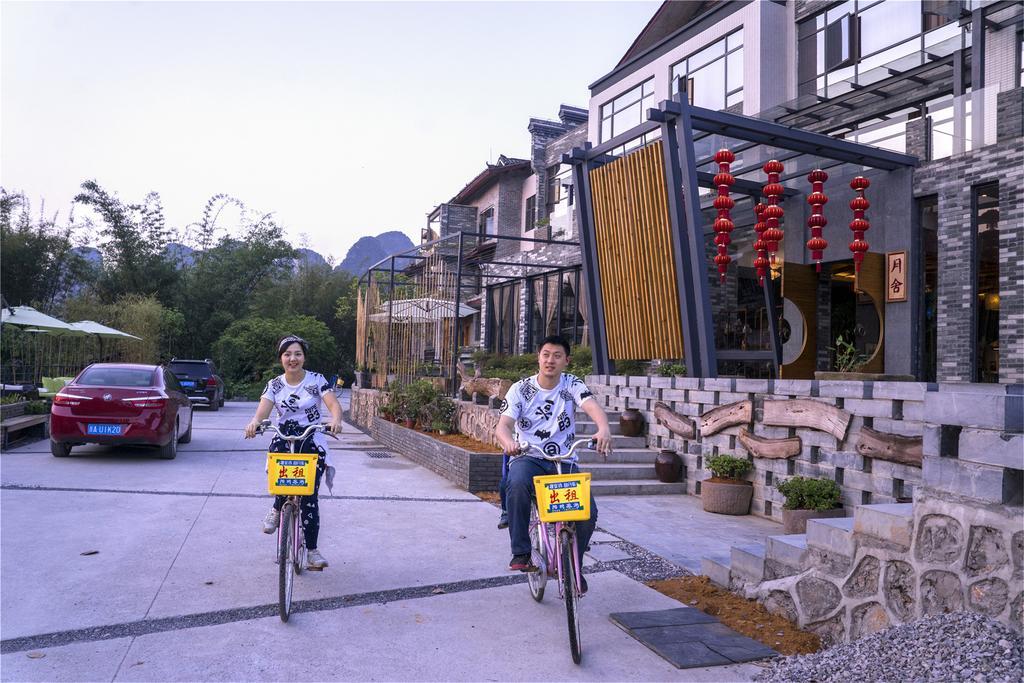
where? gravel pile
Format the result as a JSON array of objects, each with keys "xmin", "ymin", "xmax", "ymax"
[{"xmin": 756, "ymin": 611, "xmax": 1023, "ymax": 683}]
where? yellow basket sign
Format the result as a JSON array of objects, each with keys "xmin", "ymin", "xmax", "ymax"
[
  {"xmin": 533, "ymin": 472, "xmax": 592, "ymax": 523},
  {"xmin": 267, "ymin": 453, "xmax": 318, "ymax": 496}
]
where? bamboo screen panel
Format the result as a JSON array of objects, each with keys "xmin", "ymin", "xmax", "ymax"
[{"xmin": 588, "ymin": 140, "xmax": 684, "ymax": 360}]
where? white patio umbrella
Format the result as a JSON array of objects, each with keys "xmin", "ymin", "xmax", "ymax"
[
  {"xmin": 68, "ymin": 320, "xmax": 142, "ymax": 340},
  {"xmin": 1, "ymin": 306, "xmax": 85, "ymax": 384},
  {"xmin": 368, "ymin": 298, "xmax": 475, "ymax": 323}
]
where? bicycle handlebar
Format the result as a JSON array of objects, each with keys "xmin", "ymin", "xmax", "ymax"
[
  {"xmin": 515, "ymin": 438, "xmax": 595, "ymax": 461},
  {"xmin": 255, "ymin": 420, "xmax": 328, "ymax": 442}
]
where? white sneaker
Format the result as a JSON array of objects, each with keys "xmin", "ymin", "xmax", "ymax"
[
  {"xmin": 262, "ymin": 508, "xmax": 280, "ymax": 534},
  {"xmin": 307, "ymin": 549, "xmax": 328, "ymax": 569}
]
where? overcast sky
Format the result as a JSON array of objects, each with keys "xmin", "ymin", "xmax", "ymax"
[{"xmin": 2, "ymin": 0, "xmax": 660, "ymax": 261}]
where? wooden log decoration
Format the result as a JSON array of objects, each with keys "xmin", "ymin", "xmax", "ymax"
[
  {"xmin": 738, "ymin": 428, "xmax": 802, "ymax": 459},
  {"xmin": 700, "ymin": 400, "xmax": 752, "ymax": 437},
  {"xmin": 653, "ymin": 401, "xmax": 696, "ymax": 440},
  {"xmin": 762, "ymin": 399, "xmax": 852, "ymax": 441},
  {"xmin": 856, "ymin": 426, "xmax": 923, "ymax": 467}
]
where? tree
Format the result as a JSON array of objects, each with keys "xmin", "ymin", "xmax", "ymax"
[
  {"xmin": 175, "ymin": 208, "xmax": 295, "ymax": 357},
  {"xmin": 0, "ymin": 189, "xmax": 93, "ymax": 310},
  {"xmin": 73, "ymin": 180, "xmax": 179, "ymax": 304},
  {"xmin": 212, "ymin": 314, "xmax": 337, "ymax": 398}
]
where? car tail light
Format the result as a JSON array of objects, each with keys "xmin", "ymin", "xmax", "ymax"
[
  {"xmin": 53, "ymin": 391, "xmax": 90, "ymax": 407},
  {"xmin": 206, "ymin": 377, "xmax": 218, "ymax": 388},
  {"xmin": 122, "ymin": 395, "xmax": 167, "ymax": 409}
]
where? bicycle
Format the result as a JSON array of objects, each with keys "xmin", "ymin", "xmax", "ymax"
[
  {"xmin": 516, "ymin": 438, "xmax": 596, "ymax": 665},
  {"xmin": 254, "ymin": 419, "xmax": 326, "ymax": 623}
]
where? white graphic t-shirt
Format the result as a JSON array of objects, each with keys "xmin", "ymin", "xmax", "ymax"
[
  {"xmin": 261, "ymin": 371, "xmax": 332, "ymax": 453},
  {"xmin": 500, "ymin": 373, "xmax": 595, "ymax": 463}
]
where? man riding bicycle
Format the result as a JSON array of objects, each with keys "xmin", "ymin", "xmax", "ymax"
[{"xmin": 495, "ymin": 335, "xmax": 613, "ymax": 585}]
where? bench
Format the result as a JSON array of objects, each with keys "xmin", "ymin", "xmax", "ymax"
[{"xmin": 0, "ymin": 414, "xmax": 49, "ymax": 449}]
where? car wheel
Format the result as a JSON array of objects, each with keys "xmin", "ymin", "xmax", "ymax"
[
  {"xmin": 219, "ymin": 393, "xmax": 225, "ymax": 407},
  {"xmin": 178, "ymin": 415, "xmax": 193, "ymax": 444},
  {"xmin": 158, "ymin": 422, "xmax": 178, "ymax": 459},
  {"xmin": 51, "ymin": 440, "xmax": 72, "ymax": 457},
  {"xmin": 209, "ymin": 394, "xmax": 220, "ymax": 412}
]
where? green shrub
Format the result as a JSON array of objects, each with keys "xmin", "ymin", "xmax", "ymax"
[
  {"xmin": 0, "ymin": 395, "xmax": 25, "ymax": 405},
  {"xmin": 705, "ymin": 454, "xmax": 752, "ymax": 481},
  {"xmin": 614, "ymin": 359, "xmax": 644, "ymax": 376},
  {"xmin": 471, "ymin": 344, "xmax": 593, "ymax": 381},
  {"xmin": 25, "ymin": 400, "xmax": 50, "ymax": 414},
  {"xmin": 657, "ymin": 362, "xmax": 687, "ymax": 377},
  {"xmin": 776, "ymin": 476, "xmax": 842, "ymax": 511}
]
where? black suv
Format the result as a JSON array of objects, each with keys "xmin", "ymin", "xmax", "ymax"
[{"xmin": 168, "ymin": 359, "xmax": 225, "ymax": 411}]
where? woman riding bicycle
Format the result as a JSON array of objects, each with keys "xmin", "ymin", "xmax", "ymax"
[{"xmin": 244, "ymin": 335, "xmax": 343, "ymax": 569}]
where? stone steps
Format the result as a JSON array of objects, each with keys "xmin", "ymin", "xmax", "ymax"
[
  {"xmin": 590, "ymin": 479, "xmax": 687, "ymax": 496},
  {"xmin": 701, "ymin": 504, "xmax": 918, "ymax": 598},
  {"xmin": 765, "ymin": 534, "xmax": 809, "ymax": 572},
  {"xmin": 730, "ymin": 543, "xmax": 766, "ymax": 583},
  {"xmin": 853, "ymin": 502, "xmax": 914, "ymax": 548},
  {"xmin": 578, "ymin": 462, "xmax": 656, "ymax": 481},
  {"xmin": 806, "ymin": 516, "xmax": 856, "ymax": 556},
  {"xmin": 577, "ymin": 448, "xmax": 660, "ymax": 464},
  {"xmin": 574, "ymin": 419, "xmax": 623, "ymax": 436}
]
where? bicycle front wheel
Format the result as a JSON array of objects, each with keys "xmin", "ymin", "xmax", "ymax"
[
  {"xmin": 560, "ymin": 528, "xmax": 582, "ymax": 664},
  {"xmin": 527, "ymin": 504, "xmax": 547, "ymax": 602},
  {"xmin": 278, "ymin": 504, "xmax": 296, "ymax": 622}
]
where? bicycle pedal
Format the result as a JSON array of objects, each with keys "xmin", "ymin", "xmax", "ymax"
[{"xmin": 306, "ymin": 565, "xmax": 325, "ymax": 572}]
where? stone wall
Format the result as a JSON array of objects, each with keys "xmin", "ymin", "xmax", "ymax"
[
  {"xmin": 585, "ymin": 376, "xmax": 1023, "ymax": 522},
  {"xmin": 349, "ymin": 388, "xmax": 502, "ymax": 492}
]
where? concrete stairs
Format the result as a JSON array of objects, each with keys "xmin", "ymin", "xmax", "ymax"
[
  {"xmin": 571, "ymin": 419, "xmax": 686, "ymax": 496},
  {"xmin": 701, "ymin": 502, "xmax": 916, "ymax": 588}
]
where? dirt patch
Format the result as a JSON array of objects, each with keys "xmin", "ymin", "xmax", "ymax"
[
  {"xmin": 475, "ymin": 491, "xmax": 501, "ymax": 506},
  {"xmin": 428, "ymin": 432, "xmax": 501, "ymax": 453},
  {"xmin": 646, "ymin": 575, "xmax": 820, "ymax": 656}
]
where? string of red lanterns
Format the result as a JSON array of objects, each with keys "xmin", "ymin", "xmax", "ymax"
[
  {"xmin": 753, "ymin": 202, "xmax": 770, "ymax": 285},
  {"xmin": 806, "ymin": 169, "xmax": 829, "ymax": 272},
  {"xmin": 762, "ymin": 160, "xmax": 785, "ymax": 267},
  {"xmin": 849, "ymin": 176, "xmax": 871, "ymax": 276},
  {"xmin": 712, "ymin": 149, "xmax": 736, "ymax": 283}
]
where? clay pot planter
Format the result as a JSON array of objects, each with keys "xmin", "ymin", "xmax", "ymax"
[
  {"xmin": 655, "ymin": 449, "xmax": 683, "ymax": 483},
  {"xmin": 619, "ymin": 408, "xmax": 646, "ymax": 437},
  {"xmin": 701, "ymin": 478, "xmax": 753, "ymax": 515},
  {"xmin": 782, "ymin": 507, "xmax": 846, "ymax": 534}
]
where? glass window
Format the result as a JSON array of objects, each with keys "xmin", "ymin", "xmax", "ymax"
[
  {"xmin": 599, "ymin": 77, "xmax": 655, "ymax": 142},
  {"xmin": 78, "ymin": 367, "xmax": 156, "ymax": 387},
  {"xmin": 478, "ymin": 208, "xmax": 495, "ymax": 237},
  {"xmin": 670, "ymin": 29, "xmax": 742, "ymax": 110},
  {"xmin": 825, "ymin": 13, "xmax": 855, "ymax": 71},
  {"xmin": 974, "ymin": 183, "xmax": 999, "ymax": 382},
  {"xmin": 524, "ymin": 195, "xmax": 536, "ymax": 232},
  {"xmin": 859, "ymin": 0, "xmax": 922, "ymax": 57}
]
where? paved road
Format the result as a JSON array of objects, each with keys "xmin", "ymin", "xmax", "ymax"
[{"xmin": 1, "ymin": 400, "xmax": 761, "ymax": 681}]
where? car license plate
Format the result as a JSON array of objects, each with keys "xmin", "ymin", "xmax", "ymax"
[
  {"xmin": 181, "ymin": 380, "xmax": 196, "ymax": 388},
  {"xmin": 87, "ymin": 424, "xmax": 123, "ymax": 436}
]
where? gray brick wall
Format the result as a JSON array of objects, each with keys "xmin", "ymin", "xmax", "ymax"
[
  {"xmin": 440, "ymin": 203, "xmax": 477, "ymax": 238},
  {"xmin": 913, "ymin": 137, "xmax": 1024, "ymax": 383},
  {"xmin": 997, "ymin": 87, "xmax": 1023, "ymax": 143}
]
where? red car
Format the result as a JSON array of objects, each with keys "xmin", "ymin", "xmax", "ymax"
[{"xmin": 49, "ymin": 363, "xmax": 194, "ymax": 459}]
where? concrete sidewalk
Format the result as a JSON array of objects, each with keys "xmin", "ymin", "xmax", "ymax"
[{"xmin": 1, "ymin": 401, "xmax": 768, "ymax": 681}]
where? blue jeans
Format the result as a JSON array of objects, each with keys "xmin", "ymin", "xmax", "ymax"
[
  {"xmin": 506, "ymin": 456, "xmax": 598, "ymax": 557},
  {"xmin": 499, "ymin": 454, "xmax": 510, "ymax": 513}
]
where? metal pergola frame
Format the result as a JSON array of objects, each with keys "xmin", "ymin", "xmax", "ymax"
[
  {"xmin": 565, "ymin": 92, "xmax": 917, "ymax": 378},
  {"xmin": 359, "ymin": 231, "xmax": 582, "ymax": 396}
]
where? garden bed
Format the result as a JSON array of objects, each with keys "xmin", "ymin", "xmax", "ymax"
[{"xmin": 370, "ymin": 416, "xmax": 501, "ymax": 493}]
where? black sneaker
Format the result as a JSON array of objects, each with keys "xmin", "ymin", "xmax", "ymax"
[
  {"xmin": 497, "ymin": 511, "xmax": 509, "ymax": 530},
  {"xmin": 509, "ymin": 554, "xmax": 535, "ymax": 572}
]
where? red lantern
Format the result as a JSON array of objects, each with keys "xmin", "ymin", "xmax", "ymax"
[
  {"xmin": 753, "ymin": 202, "xmax": 769, "ymax": 285},
  {"xmin": 762, "ymin": 160, "xmax": 785, "ymax": 266},
  {"xmin": 713, "ymin": 149, "xmax": 736, "ymax": 283},
  {"xmin": 849, "ymin": 176, "xmax": 870, "ymax": 274},
  {"xmin": 806, "ymin": 169, "xmax": 829, "ymax": 272}
]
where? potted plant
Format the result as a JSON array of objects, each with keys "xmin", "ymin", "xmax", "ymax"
[
  {"xmin": 776, "ymin": 476, "xmax": 845, "ymax": 533},
  {"xmin": 701, "ymin": 454, "xmax": 753, "ymax": 515}
]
